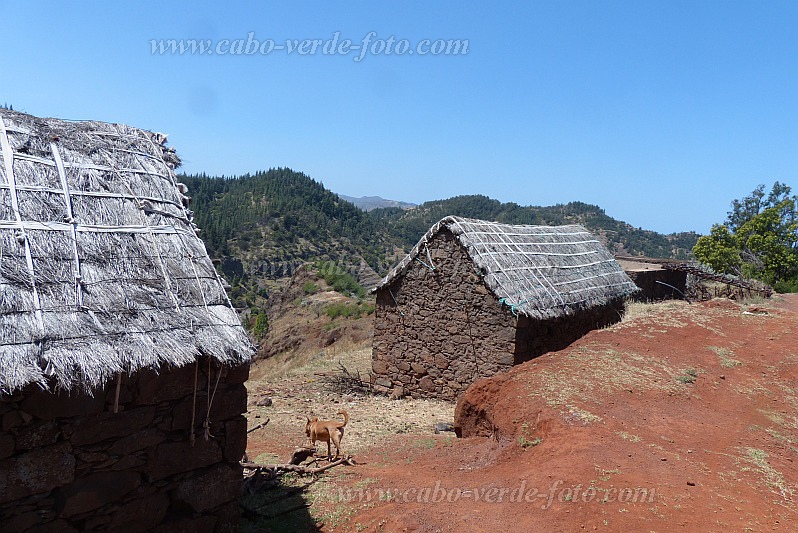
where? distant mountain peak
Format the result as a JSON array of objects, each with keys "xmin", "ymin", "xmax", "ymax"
[{"xmin": 339, "ymin": 194, "xmax": 417, "ymax": 212}]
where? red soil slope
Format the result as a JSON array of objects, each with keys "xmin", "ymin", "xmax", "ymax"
[{"xmin": 343, "ymin": 296, "xmax": 798, "ymax": 532}]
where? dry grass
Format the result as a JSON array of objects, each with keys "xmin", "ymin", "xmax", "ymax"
[
  {"xmin": 621, "ymin": 300, "xmax": 687, "ymax": 323},
  {"xmin": 737, "ymin": 447, "xmax": 795, "ymax": 502},
  {"xmin": 247, "ymin": 341, "xmax": 455, "ymax": 458},
  {"xmin": 708, "ymin": 346, "xmax": 743, "ymax": 368},
  {"xmin": 617, "ymin": 300, "xmax": 693, "ymax": 335},
  {"xmin": 251, "ymin": 341, "xmax": 373, "ymax": 383},
  {"xmin": 521, "ymin": 343, "xmax": 681, "ymax": 423}
]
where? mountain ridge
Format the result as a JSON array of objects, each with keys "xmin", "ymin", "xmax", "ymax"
[
  {"xmin": 338, "ymin": 194, "xmax": 417, "ymax": 211},
  {"xmin": 179, "ymin": 168, "xmax": 700, "ymax": 335}
]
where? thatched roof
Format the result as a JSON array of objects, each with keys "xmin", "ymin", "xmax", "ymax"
[
  {"xmin": 0, "ymin": 110, "xmax": 253, "ymax": 394},
  {"xmin": 376, "ymin": 216, "xmax": 639, "ymax": 320}
]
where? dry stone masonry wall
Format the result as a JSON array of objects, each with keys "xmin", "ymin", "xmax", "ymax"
[
  {"xmin": 372, "ymin": 229, "xmax": 517, "ymax": 400},
  {"xmin": 0, "ymin": 358, "xmax": 248, "ymax": 532}
]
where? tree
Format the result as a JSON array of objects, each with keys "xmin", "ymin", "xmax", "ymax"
[
  {"xmin": 692, "ymin": 223, "xmax": 741, "ymax": 274},
  {"xmin": 735, "ymin": 199, "xmax": 798, "ymax": 283},
  {"xmin": 727, "ymin": 182, "xmax": 795, "ymax": 232},
  {"xmin": 693, "ymin": 182, "xmax": 798, "ymax": 288},
  {"xmin": 251, "ymin": 312, "xmax": 269, "ymax": 340}
]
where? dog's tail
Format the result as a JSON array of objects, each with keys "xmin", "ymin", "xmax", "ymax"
[{"xmin": 337, "ymin": 410, "xmax": 349, "ymax": 428}]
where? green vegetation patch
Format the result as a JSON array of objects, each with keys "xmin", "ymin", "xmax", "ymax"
[
  {"xmin": 325, "ymin": 301, "xmax": 375, "ymax": 320},
  {"xmin": 675, "ymin": 368, "xmax": 698, "ymax": 384},
  {"xmin": 693, "ymin": 182, "xmax": 798, "ymax": 289},
  {"xmin": 249, "ymin": 312, "xmax": 269, "ymax": 340},
  {"xmin": 302, "ymin": 281, "xmax": 320, "ymax": 294},
  {"xmin": 315, "ymin": 262, "xmax": 367, "ymax": 298},
  {"xmin": 518, "ymin": 435, "xmax": 543, "ymax": 448}
]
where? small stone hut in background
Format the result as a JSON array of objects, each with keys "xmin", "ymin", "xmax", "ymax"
[
  {"xmin": 372, "ymin": 216, "xmax": 639, "ymax": 400},
  {"xmin": 0, "ymin": 110, "xmax": 254, "ymax": 531},
  {"xmin": 616, "ymin": 256, "xmax": 688, "ymax": 301}
]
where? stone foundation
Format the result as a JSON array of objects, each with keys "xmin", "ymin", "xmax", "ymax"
[{"xmin": 0, "ymin": 358, "xmax": 248, "ymax": 532}]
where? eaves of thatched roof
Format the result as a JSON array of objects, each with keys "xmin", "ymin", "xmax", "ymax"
[
  {"xmin": 0, "ymin": 110, "xmax": 253, "ymax": 394},
  {"xmin": 375, "ymin": 216, "xmax": 639, "ymax": 320}
]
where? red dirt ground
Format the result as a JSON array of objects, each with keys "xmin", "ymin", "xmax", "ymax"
[{"xmin": 251, "ymin": 295, "xmax": 798, "ymax": 532}]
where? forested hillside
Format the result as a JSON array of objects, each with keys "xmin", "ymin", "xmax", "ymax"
[
  {"xmin": 374, "ymin": 195, "xmax": 698, "ymax": 259},
  {"xmin": 179, "ymin": 169, "xmax": 405, "ymax": 338},
  {"xmin": 179, "ymin": 169, "xmax": 699, "ymax": 337},
  {"xmin": 182, "ymin": 169, "xmax": 403, "ymax": 276}
]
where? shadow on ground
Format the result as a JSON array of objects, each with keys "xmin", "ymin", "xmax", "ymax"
[{"xmin": 240, "ymin": 473, "xmax": 319, "ymax": 532}]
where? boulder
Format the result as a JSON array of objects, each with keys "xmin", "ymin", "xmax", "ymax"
[
  {"xmin": 109, "ymin": 492, "xmax": 170, "ymax": 530},
  {"xmin": 171, "ymin": 463, "xmax": 242, "ymax": 513},
  {"xmin": 54, "ymin": 470, "xmax": 141, "ymax": 517},
  {"xmin": 69, "ymin": 406, "xmax": 155, "ymax": 446},
  {"xmin": 146, "ymin": 438, "xmax": 222, "ymax": 480},
  {"xmin": 0, "ymin": 443, "xmax": 75, "ymax": 504}
]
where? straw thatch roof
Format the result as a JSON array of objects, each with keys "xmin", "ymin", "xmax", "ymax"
[
  {"xmin": 376, "ymin": 216, "xmax": 639, "ymax": 320},
  {"xmin": 0, "ymin": 110, "xmax": 253, "ymax": 394}
]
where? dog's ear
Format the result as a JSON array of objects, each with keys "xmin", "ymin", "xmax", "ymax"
[{"xmin": 306, "ymin": 417, "xmax": 311, "ymax": 423}]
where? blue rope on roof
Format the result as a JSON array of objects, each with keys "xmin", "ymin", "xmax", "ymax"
[
  {"xmin": 498, "ymin": 297, "xmax": 519, "ymax": 317},
  {"xmin": 388, "ymin": 288, "xmax": 405, "ymax": 317},
  {"xmin": 414, "ymin": 257, "xmax": 436, "ymax": 271}
]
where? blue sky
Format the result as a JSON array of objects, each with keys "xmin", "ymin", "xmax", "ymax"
[{"xmin": 2, "ymin": 1, "xmax": 796, "ymax": 234}]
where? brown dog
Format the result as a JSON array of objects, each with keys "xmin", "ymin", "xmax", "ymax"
[{"xmin": 305, "ymin": 410, "xmax": 349, "ymax": 460}]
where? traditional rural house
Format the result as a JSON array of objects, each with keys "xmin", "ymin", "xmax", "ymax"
[
  {"xmin": 372, "ymin": 216, "xmax": 639, "ymax": 400},
  {"xmin": 0, "ymin": 110, "xmax": 254, "ymax": 532},
  {"xmin": 616, "ymin": 256, "xmax": 689, "ymax": 301}
]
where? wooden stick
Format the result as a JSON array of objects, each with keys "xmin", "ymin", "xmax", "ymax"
[
  {"xmin": 241, "ymin": 455, "xmax": 354, "ymax": 475},
  {"xmin": 113, "ymin": 373, "xmax": 122, "ymax": 414},
  {"xmin": 247, "ymin": 418, "xmax": 270, "ymax": 434}
]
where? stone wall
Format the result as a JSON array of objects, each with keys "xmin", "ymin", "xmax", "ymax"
[
  {"xmin": 372, "ymin": 229, "xmax": 626, "ymax": 400},
  {"xmin": 0, "ymin": 358, "xmax": 248, "ymax": 532},
  {"xmin": 627, "ymin": 269, "xmax": 687, "ymax": 301},
  {"xmin": 513, "ymin": 299, "xmax": 625, "ymax": 365},
  {"xmin": 372, "ymin": 229, "xmax": 517, "ymax": 400}
]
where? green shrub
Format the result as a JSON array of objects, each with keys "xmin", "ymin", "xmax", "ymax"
[
  {"xmin": 676, "ymin": 368, "xmax": 698, "ymax": 384},
  {"xmin": 251, "ymin": 312, "xmax": 269, "ymax": 339},
  {"xmin": 315, "ymin": 262, "xmax": 366, "ymax": 298},
  {"xmin": 302, "ymin": 281, "xmax": 319, "ymax": 294},
  {"xmin": 324, "ymin": 301, "xmax": 375, "ymax": 320},
  {"xmin": 518, "ymin": 436, "xmax": 543, "ymax": 448},
  {"xmin": 325, "ymin": 302, "xmax": 359, "ymax": 319},
  {"xmin": 774, "ymin": 277, "xmax": 798, "ymax": 294}
]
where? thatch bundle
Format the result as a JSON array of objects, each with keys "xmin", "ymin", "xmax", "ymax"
[
  {"xmin": 0, "ymin": 110, "xmax": 253, "ymax": 394},
  {"xmin": 376, "ymin": 216, "xmax": 639, "ymax": 320}
]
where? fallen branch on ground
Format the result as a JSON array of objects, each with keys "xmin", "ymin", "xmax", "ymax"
[
  {"xmin": 247, "ymin": 418, "xmax": 270, "ymax": 434},
  {"xmin": 320, "ymin": 362, "xmax": 373, "ymax": 395},
  {"xmin": 241, "ymin": 455, "xmax": 355, "ymax": 475}
]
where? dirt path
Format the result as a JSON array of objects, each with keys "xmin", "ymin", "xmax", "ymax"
[{"xmin": 244, "ymin": 296, "xmax": 798, "ymax": 532}]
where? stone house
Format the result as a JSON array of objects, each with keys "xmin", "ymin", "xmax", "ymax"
[
  {"xmin": 0, "ymin": 110, "xmax": 254, "ymax": 531},
  {"xmin": 372, "ymin": 216, "xmax": 639, "ymax": 400},
  {"xmin": 615, "ymin": 256, "xmax": 689, "ymax": 301}
]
